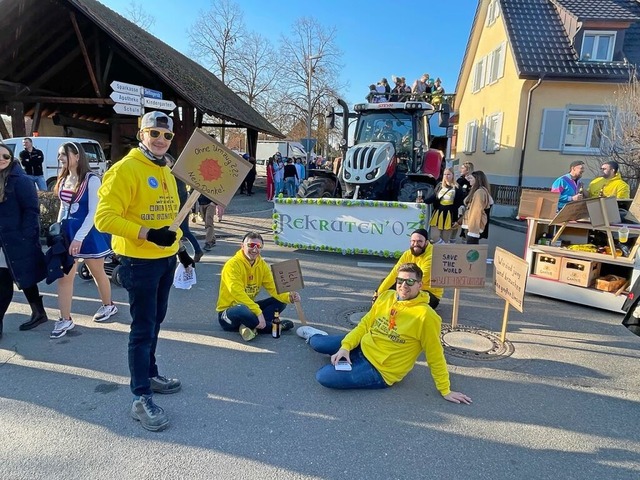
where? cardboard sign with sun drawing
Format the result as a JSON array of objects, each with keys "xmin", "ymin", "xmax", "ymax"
[{"xmin": 171, "ymin": 128, "xmax": 252, "ymax": 208}]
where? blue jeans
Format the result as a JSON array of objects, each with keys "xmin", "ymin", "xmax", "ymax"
[
  {"xmin": 180, "ymin": 217, "xmax": 203, "ymax": 254},
  {"xmin": 284, "ymin": 177, "xmax": 296, "ymax": 197},
  {"xmin": 218, "ymin": 297, "xmax": 287, "ymax": 334},
  {"xmin": 29, "ymin": 175, "xmax": 47, "ymax": 191},
  {"xmin": 119, "ymin": 255, "xmax": 177, "ymax": 396},
  {"xmin": 309, "ymin": 334, "xmax": 389, "ymax": 389}
]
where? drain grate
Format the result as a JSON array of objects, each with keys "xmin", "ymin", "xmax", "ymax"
[
  {"xmin": 339, "ymin": 306, "xmax": 515, "ymax": 361},
  {"xmin": 441, "ymin": 324, "xmax": 514, "ymax": 360}
]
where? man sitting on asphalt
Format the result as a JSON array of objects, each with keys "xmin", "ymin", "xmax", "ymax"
[
  {"xmin": 296, "ymin": 263, "xmax": 471, "ymax": 404},
  {"xmin": 587, "ymin": 160, "xmax": 630, "ymax": 199},
  {"xmin": 216, "ymin": 231, "xmax": 300, "ymax": 341},
  {"xmin": 374, "ymin": 228, "xmax": 443, "ymax": 310}
]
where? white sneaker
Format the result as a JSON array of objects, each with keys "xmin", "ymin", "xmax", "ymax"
[
  {"xmin": 93, "ymin": 304, "xmax": 118, "ymax": 322},
  {"xmin": 50, "ymin": 318, "xmax": 75, "ymax": 339},
  {"xmin": 296, "ymin": 326, "xmax": 328, "ymax": 342}
]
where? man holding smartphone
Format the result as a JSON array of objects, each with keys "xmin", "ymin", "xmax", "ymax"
[{"xmin": 297, "ymin": 263, "xmax": 471, "ymax": 404}]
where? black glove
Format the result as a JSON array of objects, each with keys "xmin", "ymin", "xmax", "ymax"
[
  {"xmin": 146, "ymin": 226, "xmax": 177, "ymax": 247},
  {"xmin": 178, "ymin": 248, "xmax": 195, "ymax": 268}
]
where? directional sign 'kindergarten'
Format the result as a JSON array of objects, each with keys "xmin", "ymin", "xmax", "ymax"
[{"xmin": 143, "ymin": 97, "xmax": 176, "ymax": 111}]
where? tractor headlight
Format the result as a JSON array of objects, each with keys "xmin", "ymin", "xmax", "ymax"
[
  {"xmin": 366, "ymin": 168, "xmax": 379, "ymax": 180},
  {"xmin": 344, "ymin": 171, "xmax": 351, "ymax": 180},
  {"xmin": 339, "ymin": 139, "xmax": 347, "ymax": 147}
]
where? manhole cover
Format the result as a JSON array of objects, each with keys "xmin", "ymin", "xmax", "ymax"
[
  {"xmin": 441, "ymin": 325, "xmax": 514, "ymax": 360},
  {"xmin": 340, "ymin": 306, "xmax": 370, "ymax": 326}
]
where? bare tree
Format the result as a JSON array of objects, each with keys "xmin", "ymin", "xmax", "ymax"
[
  {"xmin": 278, "ymin": 17, "xmax": 345, "ymax": 153},
  {"xmin": 228, "ymin": 32, "xmax": 278, "ymax": 107},
  {"xmin": 594, "ymin": 71, "xmax": 640, "ymax": 191},
  {"xmin": 125, "ymin": 2, "xmax": 156, "ymax": 32},
  {"xmin": 188, "ymin": 0, "xmax": 245, "ymax": 85}
]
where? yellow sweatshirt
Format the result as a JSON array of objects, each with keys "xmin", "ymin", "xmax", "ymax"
[
  {"xmin": 216, "ymin": 249, "xmax": 291, "ymax": 315},
  {"xmin": 341, "ymin": 290, "xmax": 451, "ymax": 395},
  {"xmin": 377, "ymin": 246, "xmax": 444, "ymax": 300},
  {"xmin": 587, "ymin": 172, "xmax": 630, "ymax": 199},
  {"xmin": 95, "ymin": 148, "xmax": 182, "ymax": 258}
]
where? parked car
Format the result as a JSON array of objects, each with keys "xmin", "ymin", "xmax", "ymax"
[{"xmin": 2, "ymin": 136, "xmax": 108, "ymax": 190}]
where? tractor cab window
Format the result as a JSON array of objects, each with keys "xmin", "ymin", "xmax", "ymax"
[{"xmin": 355, "ymin": 113, "xmax": 414, "ymax": 155}]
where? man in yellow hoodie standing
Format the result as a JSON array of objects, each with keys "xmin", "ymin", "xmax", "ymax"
[
  {"xmin": 95, "ymin": 111, "xmax": 194, "ymax": 432},
  {"xmin": 297, "ymin": 263, "xmax": 470, "ymax": 404},
  {"xmin": 217, "ymin": 231, "xmax": 300, "ymax": 340},
  {"xmin": 587, "ymin": 160, "xmax": 630, "ymax": 199}
]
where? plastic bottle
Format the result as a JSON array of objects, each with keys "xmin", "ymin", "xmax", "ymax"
[{"xmin": 272, "ymin": 310, "xmax": 281, "ymax": 339}]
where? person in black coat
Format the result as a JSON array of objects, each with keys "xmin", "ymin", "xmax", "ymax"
[{"xmin": 0, "ymin": 142, "xmax": 48, "ymax": 338}]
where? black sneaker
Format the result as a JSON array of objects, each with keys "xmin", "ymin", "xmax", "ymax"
[
  {"xmin": 281, "ymin": 320, "xmax": 294, "ymax": 332},
  {"xmin": 150, "ymin": 375, "xmax": 181, "ymax": 394},
  {"xmin": 131, "ymin": 394, "xmax": 169, "ymax": 432}
]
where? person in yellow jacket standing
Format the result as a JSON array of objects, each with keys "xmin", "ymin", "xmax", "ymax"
[
  {"xmin": 217, "ymin": 231, "xmax": 300, "ymax": 341},
  {"xmin": 296, "ymin": 263, "xmax": 471, "ymax": 404},
  {"xmin": 95, "ymin": 111, "xmax": 194, "ymax": 432},
  {"xmin": 587, "ymin": 160, "xmax": 630, "ymax": 199},
  {"xmin": 374, "ymin": 228, "xmax": 443, "ymax": 309}
]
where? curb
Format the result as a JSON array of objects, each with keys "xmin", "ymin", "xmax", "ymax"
[{"xmin": 490, "ymin": 217, "xmax": 528, "ymax": 234}]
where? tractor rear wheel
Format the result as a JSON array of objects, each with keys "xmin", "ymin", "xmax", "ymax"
[{"xmin": 297, "ymin": 177, "xmax": 337, "ymax": 198}]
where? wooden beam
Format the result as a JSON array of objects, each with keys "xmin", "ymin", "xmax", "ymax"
[
  {"xmin": 29, "ymin": 46, "xmax": 81, "ymax": 91},
  {"xmin": 202, "ymin": 122, "xmax": 243, "ymax": 128},
  {"xmin": 10, "ymin": 102, "xmax": 26, "ymax": 137},
  {"xmin": 52, "ymin": 113, "xmax": 110, "ymax": 133},
  {"xmin": 70, "ymin": 12, "xmax": 101, "ymax": 97},
  {"xmin": 13, "ymin": 31, "xmax": 74, "ymax": 83},
  {"xmin": 13, "ymin": 96, "xmax": 113, "ymax": 105},
  {"xmin": 0, "ymin": 117, "xmax": 10, "ymax": 139},
  {"xmin": 30, "ymin": 103, "xmax": 42, "ymax": 135},
  {"xmin": 101, "ymin": 48, "xmax": 113, "ymax": 88}
]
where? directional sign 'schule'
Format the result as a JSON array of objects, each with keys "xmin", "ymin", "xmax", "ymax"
[
  {"xmin": 110, "ymin": 80, "xmax": 143, "ymax": 96},
  {"xmin": 113, "ymin": 103, "xmax": 143, "ymax": 116},
  {"xmin": 143, "ymin": 97, "xmax": 176, "ymax": 111},
  {"xmin": 110, "ymin": 91, "xmax": 142, "ymax": 106}
]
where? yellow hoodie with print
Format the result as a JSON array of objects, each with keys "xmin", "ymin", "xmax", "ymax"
[
  {"xmin": 341, "ymin": 290, "xmax": 451, "ymax": 395},
  {"xmin": 216, "ymin": 249, "xmax": 290, "ymax": 315},
  {"xmin": 95, "ymin": 148, "xmax": 182, "ymax": 258}
]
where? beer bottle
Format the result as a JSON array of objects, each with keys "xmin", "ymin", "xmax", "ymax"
[
  {"xmin": 416, "ymin": 190, "xmax": 424, "ymax": 203},
  {"xmin": 578, "ymin": 185, "xmax": 584, "ymax": 196},
  {"xmin": 272, "ymin": 310, "xmax": 281, "ymax": 339},
  {"xmin": 599, "ymin": 187, "xmax": 605, "ymax": 197}
]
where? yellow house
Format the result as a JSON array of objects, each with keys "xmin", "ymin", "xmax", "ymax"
[{"xmin": 454, "ymin": 0, "xmax": 640, "ymax": 215}]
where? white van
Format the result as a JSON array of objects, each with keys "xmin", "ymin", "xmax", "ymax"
[
  {"xmin": 2, "ymin": 136, "xmax": 108, "ymax": 190},
  {"xmin": 255, "ymin": 141, "xmax": 307, "ymax": 177}
]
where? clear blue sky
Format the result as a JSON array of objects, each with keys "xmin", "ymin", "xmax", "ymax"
[{"xmin": 100, "ymin": 0, "xmax": 477, "ymax": 106}]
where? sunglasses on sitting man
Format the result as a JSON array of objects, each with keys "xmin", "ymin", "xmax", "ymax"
[
  {"xmin": 396, "ymin": 277, "xmax": 418, "ymax": 286},
  {"xmin": 245, "ymin": 242, "xmax": 263, "ymax": 250},
  {"xmin": 144, "ymin": 128, "xmax": 175, "ymax": 141}
]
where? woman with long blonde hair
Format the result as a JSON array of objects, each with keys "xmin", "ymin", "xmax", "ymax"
[
  {"xmin": 51, "ymin": 142, "xmax": 116, "ymax": 338},
  {"xmin": 429, "ymin": 168, "xmax": 464, "ymax": 243}
]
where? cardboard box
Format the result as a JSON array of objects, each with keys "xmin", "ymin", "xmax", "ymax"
[
  {"xmin": 586, "ymin": 197, "xmax": 621, "ymax": 227},
  {"xmin": 595, "ymin": 275, "xmax": 627, "ymax": 292},
  {"xmin": 560, "ymin": 258, "xmax": 602, "ymax": 287},
  {"xmin": 533, "ymin": 253, "xmax": 562, "ymax": 280}
]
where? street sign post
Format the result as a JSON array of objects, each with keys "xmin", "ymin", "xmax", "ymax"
[{"xmin": 113, "ymin": 103, "xmax": 143, "ymax": 116}]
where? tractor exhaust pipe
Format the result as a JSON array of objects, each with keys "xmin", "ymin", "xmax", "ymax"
[{"xmin": 337, "ymin": 98, "xmax": 350, "ymax": 157}]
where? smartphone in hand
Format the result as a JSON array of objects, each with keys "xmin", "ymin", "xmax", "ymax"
[{"xmin": 335, "ymin": 360, "xmax": 352, "ymax": 371}]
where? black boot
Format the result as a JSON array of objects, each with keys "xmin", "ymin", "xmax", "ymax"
[{"xmin": 19, "ymin": 296, "xmax": 49, "ymax": 331}]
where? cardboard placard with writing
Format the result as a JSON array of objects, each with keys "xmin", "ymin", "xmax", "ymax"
[
  {"xmin": 271, "ymin": 259, "xmax": 304, "ymax": 294},
  {"xmin": 431, "ymin": 244, "xmax": 488, "ymax": 288},
  {"xmin": 493, "ymin": 247, "xmax": 528, "ymax": 313},
  {"xmin": 550, "ymin": 198, "xmax": 590, "ymax": 225},
  {"xmin": 171, "ymin": 128, "xmax": 252, "ymax": 208},
  {"xmin": 517, "ymin": 189, "xmax": 559, "ymax": 220}
]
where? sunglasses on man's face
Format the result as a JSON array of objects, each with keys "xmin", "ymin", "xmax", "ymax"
[
  {"xmin": 0, "ymin": 153, "xmax": 11, "ymax": 160},
  {"xmin": 144, "ymin": 129, "xmax": 175, "ymax": 141},
  {"xmin": 396, "ymin": 277, "xmax": 418, "ymax": 286},
  {"xmin": 245, "ymin": 242, "xmax": 263, "ymax": 250}
]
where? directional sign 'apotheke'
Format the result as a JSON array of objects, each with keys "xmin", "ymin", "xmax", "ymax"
[
  {"xmin": 110, "ymin": 91, "xmax": 141, "ymax": 106},
  {"xmin": 113, "ymin": 103, "xmax": 143, "ymax": 116},
  {"xmin": 143, "ymin": 97, "xmax": 176, "ymax": 111}
]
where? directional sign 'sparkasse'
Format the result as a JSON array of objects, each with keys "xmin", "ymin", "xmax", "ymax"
[{"xmin": 110, "ymin": 80, "xmax": 143, "ymax": 96}]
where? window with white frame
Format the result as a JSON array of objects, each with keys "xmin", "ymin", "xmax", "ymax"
[
  {"xmin": 483, "ymin": 112, "xmax": 503, "ymax": 153},
  {"xmin": 472, "ymin": 57, "xmax": 486, "ymax": 93},
  {"xmin": 539, "ymin": 108, "xmax": 609, "ymax": 154},
  {"xmin": 486, "ymin": 42, "xmax": 506, "ymax": 85},
  {"xmin": 463, "ymin": 120, "xmax": 478, "ymax": 154},
  {"xmin": 580, "ymin": 31, "xmax": 616, "ymax": 61},
  {"xmin": 486, "ymin": 0, "xmax": 500, "ymax": 26}
]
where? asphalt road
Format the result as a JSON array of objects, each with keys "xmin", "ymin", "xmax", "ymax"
[{"xmin": 1, "ymin": 186, "xmax": 639, "ymax": 479}]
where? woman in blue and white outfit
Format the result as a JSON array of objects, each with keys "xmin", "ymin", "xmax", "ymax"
[{"xmin": 52, "ymin": 142, "xmax": 117, "ymax": 338}]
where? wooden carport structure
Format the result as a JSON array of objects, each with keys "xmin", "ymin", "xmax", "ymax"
[{"xmin": 0, "ymin": 0, "xmax": 283, "ymax": 160}]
